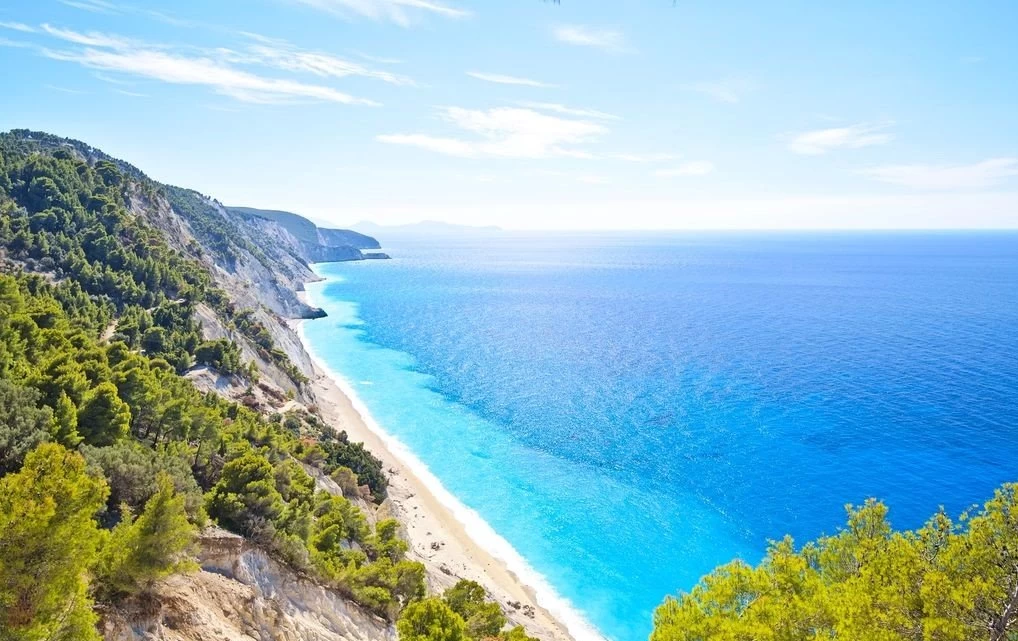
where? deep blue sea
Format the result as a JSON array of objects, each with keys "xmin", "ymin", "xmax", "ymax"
[{"xmin": 301, "ymin": 232, "xmax": 1018, "ymax": 641}]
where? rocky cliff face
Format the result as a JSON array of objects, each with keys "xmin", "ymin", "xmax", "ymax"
[
  {"xmin": 226, "ymin": 207, "xmax": 389, "ymax": 264},
  {"xmin": 101, "ymin": 530, "xmax": 395, "ymax": 641}
]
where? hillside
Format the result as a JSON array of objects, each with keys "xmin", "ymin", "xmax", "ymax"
[
  {"xmin": 0, "ymin": 130, "xmax": 540, "ymax": 641},
  {"xmin": 228, "ymin": 206, "xmax": 389, "ymax": 263}
]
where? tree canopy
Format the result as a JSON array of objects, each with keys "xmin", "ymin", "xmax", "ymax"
[{"xmin": 652, "ymin": 486, "xmax": 1018, "ymax": 641}]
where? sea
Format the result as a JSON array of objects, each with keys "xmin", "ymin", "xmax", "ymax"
[{"xmin": 299, "ymin": 231, "xmax": 1018, "ymax": 641}]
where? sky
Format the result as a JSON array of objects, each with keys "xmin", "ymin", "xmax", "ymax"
[{"xmin": 2, "ymin": 0, "xmax": 1017, "ymax": 230}]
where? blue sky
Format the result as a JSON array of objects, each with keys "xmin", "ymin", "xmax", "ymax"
[{"xmin": 2, "ymin": 0, "xmax": 1017, "ymax": 229}]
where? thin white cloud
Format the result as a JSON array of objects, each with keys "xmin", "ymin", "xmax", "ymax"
[
  {"xmin": 686, "ymin": 77, "xmax": 753, "ymax": 104},
  {"xmin": 244, "ymin": 40, "xmax": 414, "ymax": 85},
  {"xmin": 466, "ymin": 72, "xmax": 555, "ymax": 88},
  {"xmin": 788, "ymin": 122, "xmax": 893, "ymax": 155},
  {"xmin": 35, "ymin": 24, "xmax": 383, "ymax": 106},
  {"xmin": 655, "ymin": 161, "xmax": 715, "ymax": 177},
  {"xmin": 45, "ymin": 84, "xmax": 89, "ymax": 94},
  {"xmin": 378, "ymin": 106, "xmax": 673, "ymax": 162},
  {"xmin": 553, "ymin": 25, "xmax": 626, "ymax": 52},
  {"xmin": 378, "ymin": 107, "xmax": 608, "ymax": 159},
  {"xmin": 94, "ymin": 71, "xmax": 133, "ymax": 85},
  {"xmin": 114, "ymin": 88, "xmax": 148, "ymax": 97},
  {"xmin": 518, "ymin": 101, "xmax": 619, "ymax": 121},
  {"xmin": 289, "ymin": 0, "xmax": 470, "ymax": 26},
  {"xmin": 44, "ymin": 47, "xmax": 379, "ymax": 105},
  {"xmin": 0, "ymin": 37, "xmax": 31, "ymax": 48},
  {"xmin": 860, "ymin": 158, "xmax": 1018, "ymax": 190},
  {"xmin": 0, "ymin": 21, "xmax": 36, "ymax": 33},
  {"xmin": 58, "ymin": 0, "xmax": 120, "ymax": 14},
  {"xmin": 41, "ymin": 23, "xmax": 138, "ymax": 49}
]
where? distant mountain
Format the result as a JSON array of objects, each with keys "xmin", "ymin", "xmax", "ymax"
[{"xmin": 352, "ymin": 220, "xmax": 502, "ymax": 237}]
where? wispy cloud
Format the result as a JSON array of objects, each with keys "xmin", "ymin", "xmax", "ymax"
[
  {"xmin": 58, "ymin": 0, "xmax": 120, "ymax": 14},
  {"xmin": 58, "ymin": 0, "xmax": 198, "ymax": 28},
  {"xmin": 553, "ymin": 25, "xmax": 626, "ymax": 52},
  {"xmin": 45, "ymin": 47, "xmax": 379, "ymax": 105},
  {"xmin": 860, "ymin": 158, "xmax": 1018, "ymax": 190},
  {"xmin": 240, "ymin": 37, "xmax": 414, "ymax": 85},
  {"xmin": 37, "ymin": 25, "xmax": 381, "ymax": 105},
  {"xmin": 517, "ymin": 101, "xmax": 619, "ymax": 121},
  {"xmin": 289, "ymin": 0, "xmax": 470, "ymax": 26},
  {"xmin": 378, "ymin": 107, "xmax": 608, "ymax": 159},
  {"xmin": 0, "ymin": 37, "xmax": 32, "ymax": 49},
  {"xmin": 788, "ymin": 122, "xmax": 893, "ymax": 155},
  {"xmin": 114, "ymin": 88, "xmax": 148, "ymax": 97},
  {"xmin": 654, "ymin": 161, "xmax": 715, "ymax": 177},
  {"xmin": 45, "ymin": 84, "xmax": 89, "ymax": 94},
  {"xmin": 94, "ymin": 71, "xmax": 133, "ymax": 85},
  {"xmin": 41, "ymin": 23, "xmax": 138, "ymax": 49},
  {"xmin": 466, "ymin": 72, "xmax": 555, "ymax": 88},
  {"xmin": 686, "ymin": 77, "xmax": 753, "ymax": 104},
  {"xmin": 0, "ymin": 21, "xmax": 36, "ymax": 33},
  {"xmin": 378, "ymin": 106, "xmax": 673, "ymax": 162}
]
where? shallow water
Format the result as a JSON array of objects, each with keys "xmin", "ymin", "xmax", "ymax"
[{"xmin": 301, "ymin": 231, "xmax": 1018, "ymax": 641}]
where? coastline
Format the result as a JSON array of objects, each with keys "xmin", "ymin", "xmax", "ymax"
[{"xmin": 290, "ymin": 288, "xmax": 597, "ymax": 641}]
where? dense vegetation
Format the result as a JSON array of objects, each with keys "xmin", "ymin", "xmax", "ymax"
[
  {"xmin": 0, "ymin": 130, "xmax": 305, "ymax": 384},
  {"xmin": 0, "ymin": 133, "xmax": 427, "ymax": 636},
  {"xmin": 0, "ymin": 131, "xmax": 531, "ymax": 641},
  {"xmin": 0, "ymin": 267, "xmax": 422, "ymax": 634},
  {"xmin": 396, "ymin": 580, "xmax": 539, "ymax": 641},
  {"xmin": 652, "ymin": 487, "xmax": 1018, "ymax": 641}
]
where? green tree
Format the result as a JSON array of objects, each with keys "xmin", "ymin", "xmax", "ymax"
[
  {"xmin": 95, "ymin": 473, "xmax": 198, "ymax": 598},
  {"xmin": 51, "ymin": 390, "xmax": 82, "ymax": 448},
  {"xmin": 83, "ymin": 442, "xmax": 205, "ymax": 526},
  {"xmin": 651, "ymin": 486, "xmax": 1018, "ymax": 641},
  {"xmin": 77, "ymin": 382, "xmax": 131, "ymax": 446},
  {"xmin": 397, "ymin": 597, "xmax": 468, "ymax": 641},
  {"xmin": 0, "ymin": 379, "xmax": 53, "ymax": 475},
  {"xmin": 205, "ymin": 451, "xmax": 285, "ymax": 539},
  {"xmin": 0, "ymin": 443, "xmax": 107, "ymax": 641},
  {"xmin": 500, "ymin": 626, "xmax": 540, "ymax": 641},
  {"xmin": 444, "ymin": 579, "xmax": 506, "ymax": 638}
]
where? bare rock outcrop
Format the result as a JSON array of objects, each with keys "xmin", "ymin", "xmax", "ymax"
[{"xmin": 102, "ymin": 530, "xmax": 395, "ymax": 641}]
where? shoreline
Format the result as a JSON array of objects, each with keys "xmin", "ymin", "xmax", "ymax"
[{"xmin": 290, "ymin": 287, "xmax": 600, "ymax": 641}]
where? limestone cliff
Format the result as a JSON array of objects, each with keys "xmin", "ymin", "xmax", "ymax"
[{"xmin": 101, "ymin": 530, "xmax": 395, "ymax": 641}]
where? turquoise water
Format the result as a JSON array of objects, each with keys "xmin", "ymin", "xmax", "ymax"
[{"xmin": 300, "ymin": 232, "xmax": 1018, "ymax": 641}]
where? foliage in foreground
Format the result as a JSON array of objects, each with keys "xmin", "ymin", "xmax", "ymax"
[
  {"xmin": 396, "ymin": 580, "xmax": 538, "ymax": 641},
  {"xmin": 652, "ymin": 485, "xmax": 1018, "ymax": 641}
]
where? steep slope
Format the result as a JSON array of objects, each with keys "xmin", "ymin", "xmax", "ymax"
[
  {"xmin": 0, "ymin": 129, "xmax": 554, "ymax": 641},
  {"xmin": 101, "ymin": 530, "xmax": 394, "ymax": 641},
  {"xmin": 229, "ymin": 206, "xmax": 384, "ymax": 252}
]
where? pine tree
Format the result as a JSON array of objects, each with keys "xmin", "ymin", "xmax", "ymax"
[
  {"xmin": 51, "ymin": 390, "xmax": 82, "ymax": 448},
  {"xmin": 397, "ymin": 597, "xmax": 468, "ymax": 641},
  {"xmin": 95, "ymin": 473, "xmax": 197, "ymax": 598},
  {"xmin": 0, "ymin": 443, "xmax": 107, "ymax": 641},
  {"xmin": 77, "ymin": 381, "xmax": 131, "ymax": 446}
]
